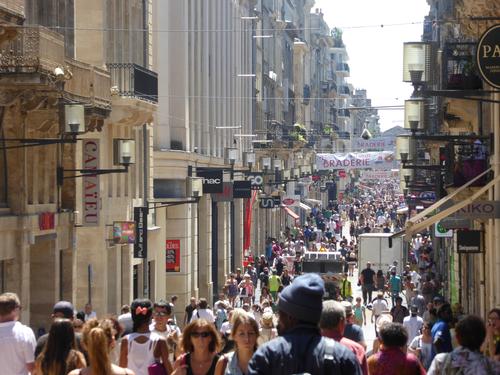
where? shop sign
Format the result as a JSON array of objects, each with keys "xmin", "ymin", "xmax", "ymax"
[
  {"xmin": 477, "ymin": 24, "xmax": 500, "ymax": 89},
  {"xmin": 456, "ymin": 201, "xmax": 500, "ymax": 219},
  {"xmin": 456, "ymin": 230, "xmax": 482, "ymax": 253},
  {"xmin": 197, "ymin": 169, "xmax": 224, "ymax": 193},
  {"xmin": 211, "ymin": 182, "xmax": 233, "ymax": 202},
  {"xmin": 134, "ymin": 206, "xmax": 148, "ymax": 258},
  {"xmin": 282, "ymin": 195, "xmax": 300, "ymax": 207},
  {"xmin": 259, "ymin": 196, "xmax": 281, "ymax": 209},
  {"xmin": 38, "ymin": 212, "xmax": 55, "ymax": 230},
  {"xmin": 233, "ymin": 181, "xmax": 252, "ymax": 198},
  {"xmin": 166, "ymin": 239, "xmax": 181, "ymax": 272},
  {"xmin": 316, "ymin": 151, "xmax": 395, "ymax": 171},
  {"xmin": 246, "ymin": 173, "xmax": 264, "ymax": 190},
  {"xmin": 82, "ymin": 139, "xmax": 100, "ymax": 226},
  {"xmin": 113, "ymin": 221, "xmax": 136, "ymax": 244},
  {"xmin": 435, "ymin": 222, "xmax": 453, "ymax": 238}
]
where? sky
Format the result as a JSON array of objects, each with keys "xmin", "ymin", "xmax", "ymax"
[{"xmin": 313, "ymin": 0, "xmax": 430, "ymax": 132}]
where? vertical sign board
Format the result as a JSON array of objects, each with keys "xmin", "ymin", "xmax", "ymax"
[
  {"xmin": 82, "ymin": 140, "xmax": 100, "ymax": 226},
  {"xmin": 456, "ymin": 230, "xmax": 482, "ymax": 253},
  {"xmin": 166, "ymin": 239, "xmax": 181, "ymax": 272},
  {"xmin": 134, "ymin": 206, "xmax": 148, "ymax": 258},
  {"xmin": 477, "ymin": 24, "xmax": 500, "ymax": 90}
]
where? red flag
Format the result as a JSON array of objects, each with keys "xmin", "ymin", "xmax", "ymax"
[{"xmin": 243, "ymin": 190, "xmax": 257, "ymax": 251}]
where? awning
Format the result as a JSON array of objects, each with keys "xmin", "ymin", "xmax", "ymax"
[
  {"xmin": 400, "ymin": 168, "xmax": 500, "ymax": 239},
  {"xmin": 299, "ymin": 202, "xmax": 312, "ymax": 211},
  {"xmin": 305, "ymin": 198, "xmax": 322, "ymax": 206},
  {"xmin": 282, "ymin": 206, "xmax": 300, "ymax": 221}
]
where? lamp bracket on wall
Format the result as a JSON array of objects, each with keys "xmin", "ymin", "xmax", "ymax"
[
  {"xmin": 0, "ymin": 135, "xmax": 78, "ymax": 150},
  {"xmin": 417, "ymin": 89, "xmax": 500, "ymax": 104},
  {"xmin": 57, "ymin": 165, "xmax": 129, "ymax": 185}
]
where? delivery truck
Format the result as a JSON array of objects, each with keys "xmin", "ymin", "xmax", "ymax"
[{"xmin": 357, "ymin": 233, "xmax": 405, "ymax": 275}]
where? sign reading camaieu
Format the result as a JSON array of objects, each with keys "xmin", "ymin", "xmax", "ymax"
[
  {"xmin": 82, "ymin": 139, "xmax": 100, "ymax": 226},
  {"xmin": 477, "ymin": 24, "xmax": 500, "ymax": 89}
]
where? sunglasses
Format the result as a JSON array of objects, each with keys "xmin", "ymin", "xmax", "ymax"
[
  {"xmin": 153, "ymin": 311, "xmax": 168, "ymax": 317},
  {"xmin": 190, "ymin": 331, "xmax": 211, "ymax": 338}
]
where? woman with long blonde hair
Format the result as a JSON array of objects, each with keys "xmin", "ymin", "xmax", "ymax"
[{"xmin": 68, "ymin": 319, "xmax": 134, "ymax": 375}]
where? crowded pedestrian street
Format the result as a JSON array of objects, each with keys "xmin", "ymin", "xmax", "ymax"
[{"xmin": 1, "ymin": 0, "xmax": 500, "ymax": 374}]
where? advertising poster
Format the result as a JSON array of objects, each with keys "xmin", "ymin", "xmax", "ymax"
[{"xmin": 166, "ymin": 239, "xmax": 181, "ymax": 272}]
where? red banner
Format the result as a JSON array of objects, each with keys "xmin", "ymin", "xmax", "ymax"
[
  {"xmin": 166, "ymin": 239, "xmax": 180, "ymax": 272},
  {"xmin": 39, "ymin": 212, "xmax": 55, "ymax": 230},
  {"xmin": 243, "ymin": 191, "xmax": 257, "ymax": 251}
]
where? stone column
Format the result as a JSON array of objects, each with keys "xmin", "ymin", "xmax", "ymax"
[
  {"xmin": 198, "ymin": 196, "xmax": 212, "ymax": 301},
  {"xmin": 164, "ymin": 203, "xmax": 194, "ymax": 318},
  {"xmin": 234, "ymin": 199, "xmax": 244, "ymax": 268}
]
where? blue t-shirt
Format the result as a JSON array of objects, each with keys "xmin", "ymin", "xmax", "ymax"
[
  {"xmin": 390, "ymin": 275, "xmax": 402, "ymax": 293},
  {"xmin": 265, "ymin": 244, "xmax": 273, "ymax": 259},
  {"xmin": 431, "ymin": 320, "xmax": 452, "ymax": 358}
]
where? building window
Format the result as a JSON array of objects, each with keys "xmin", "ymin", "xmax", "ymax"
[
  {"xmin": 0, "ymin": 118, "xmax": 7, "ymax": 207},
  {"xmin": 0, "ymin": 261, "xmax": 5, "ymax": 293}
]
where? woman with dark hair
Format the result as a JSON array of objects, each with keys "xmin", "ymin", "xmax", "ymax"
[
  {"xmin": 69, "ymin": 318, "xmax": 133, "ymax": 375},
  {"xmin": 367, "ymin": 322, "xmax": 425, "ymax": 375},
  {"xmin": 172, "ymin": 319, "xmax": 221, "ymax": 375},
  {"xmin": 215, "ymin": 312, "xmax": 259, "ymax": 375},
  {"xmin": 375, "ymin": 269, "xmax": 386, "ymax": 294},
  {"xmin": 119, "ymin": 299, "xmax": 172, "ymax": 375},
  {"xmin": 34, "ymin": 318, "xmax": 86, "ymax": 375},
  {"xmin": 484, "ymin": 307, "xmax": 500, "ymax": 361},
  {"xmin": 190, "ymin": 298, "xmax": 215, "ymax": 324},
  {"xmin": 428, "ymin": 315, "xmax": 500, "ymax": 375}
]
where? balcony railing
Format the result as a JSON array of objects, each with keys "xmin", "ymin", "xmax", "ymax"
[
  {"xmin": 0, "ymin": 26, "xmax": 65, "ymax": 74},
  {"xmin": 337, "ymin": 108, "xmax": 350, "ymax": 118},
  {"xmin": 338, "ymin": 85, "xmax": 350, "ymax": 96},
  {"xmin": 336, "ymin": 62, "xmax": 350, "ymax": 74},
  {"xmin": 107, "ymin": 63, "xmax": 158, "ymax": 104}
]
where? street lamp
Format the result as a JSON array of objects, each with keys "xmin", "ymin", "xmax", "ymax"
[
  {"xmin": 404, "ymin": 99, "xmax": 426, "ymax": 132},
  {"xmin": 243, "ymin": 151, "xmax": 256, "ymax": 170},
  {"xmin": 396, "ymin": 134, "xmax": 414, "ymax": 162},
  {"xmin": 0, "ymin": 103, "xmax": 86, "ymax": 149},
  {"xmin": 403, "ymin": 42, "xmax": 433, "ymax": 85},
  {"xmin": 262, "ymin": 157, "xmax": 271, "ymax": 173}
]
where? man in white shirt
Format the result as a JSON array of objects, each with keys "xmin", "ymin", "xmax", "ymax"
[
  {"xmin": 190, "ymin": 298, "xmax": 215, "ymax": 323},
  {"xmin": 0, "ymin": 293, "xmax": 36, "ymax": 375},
  {"xmin": 403, "ymin": 305, "xmax": 424, "ymax": 343},
  {"xmin": 84, "ymin": 303, "xmax": 97, "ymax": 321},
  {"xmin": 371, "ymin": 292, "xmax": 389, "ymax": 324}
]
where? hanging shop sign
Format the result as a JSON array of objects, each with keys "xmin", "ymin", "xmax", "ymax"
[
  {"xmin": 233, "ymin": 181, "xmax": 252, "ymax": 198},
  {"xmin": 259, "ymin": 196, "xmax": 281, "ymax": 209},
  {"xmin": 316, "ymin": 151, "xmax": 396, "ymax": 171},
  {"xmin": 477, "ymin": 24, "xmax": 500, "ymax": 89},
  {"xmin": 282, "ymin": 195, "xmax": 300, "ymax": 207},
  {"xmin": 352, "ymin": 137, "xmax": 396, "ymax": 151},
  {"xmin": 456, "ymin": 230, "xmax": 482, "ymax": 253},
  {"xmin": 435, "ymin": 222, "xmax": 453, "ymax": 238},
  {"xmin": 82, "ymin": 139, "xmax": 100, "ymax": 226},
  {"xmin": 166, "ymin": 239, "xmax": 181, "ymax": 272},
  {"xmin": 211, "ymin": 182, "xmax": 233, "ymax": 202},
  {"xmin": 197, "ymin": 169, "xmax": 224, "ymax": 193},
  {"xmin": 113, "ymin": 221, "xmax": 136, "ymax": 244},
  {"xmin": 246, "ymin": 173, "xmax": 264, "ymax": 190},
  {"xmin": 134, "ymin": 206, "xmax": 148, "ymax": 259}
]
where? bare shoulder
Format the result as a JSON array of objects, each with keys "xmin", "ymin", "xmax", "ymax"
[{"xmin": 112, "ymin": 363, "xmax": 135, "ymax": 375}]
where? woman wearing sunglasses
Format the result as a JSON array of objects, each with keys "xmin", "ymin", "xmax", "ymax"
[{"xmin": 172, "ymin": 319, "xmax": 221, "ymax": 375}]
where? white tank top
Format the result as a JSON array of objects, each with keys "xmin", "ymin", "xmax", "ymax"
[{"xmin": 126, "ymin": 332, "xmax": 160, "ymax": 375}]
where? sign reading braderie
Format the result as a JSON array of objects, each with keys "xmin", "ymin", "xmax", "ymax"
[{"xmin": 477, "ymin": 24, "xmax": 500, "ymax": 89}]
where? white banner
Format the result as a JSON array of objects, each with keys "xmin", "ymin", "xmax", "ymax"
[
  {"xmin": 360, "ymin": 170, "xmax": 399, "ymax": 180},
  {"xmin": 352, "ymin": 136, "xmax": 396, "ymax": 151},
  {"xmin": 316, "ymin": 151, "xmax": 396, "ymax": 171}
]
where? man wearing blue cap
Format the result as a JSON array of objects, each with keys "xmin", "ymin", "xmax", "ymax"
[{"xmin": 248, "ymin": 273, "xmax": 361, "ymax": 374}]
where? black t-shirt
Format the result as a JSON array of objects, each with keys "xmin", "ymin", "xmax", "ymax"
[
  {"xmin": 361, "ymin": 268, "xmax": 376, "ymax": 285},
  {"xmin": 185, "ymin": 304, "xmax": 195, "ymax": 322}
]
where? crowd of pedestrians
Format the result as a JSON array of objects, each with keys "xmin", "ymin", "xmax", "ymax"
[{"xmin": 1, "ymin": 178, "xmax": 500, "ymax": 374}]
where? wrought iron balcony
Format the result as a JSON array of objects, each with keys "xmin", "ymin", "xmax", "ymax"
[
  {"xmin": 338, "ymin": 85, "xmax": 350, "ymax": 96},
  {"xmin": 337, "ymin": 108, "xmax": 350, "ymax": 118},
  {"xmin": 0, "ymin": 26, "xmax": 64, "ymax": 74},
  {"xmin": 107, "ymin": 63, "xmax": 158, "ymax": 104},
  {"xmin": 336, "ymin": 62, "xmax": 350, "ymax": 74}
]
